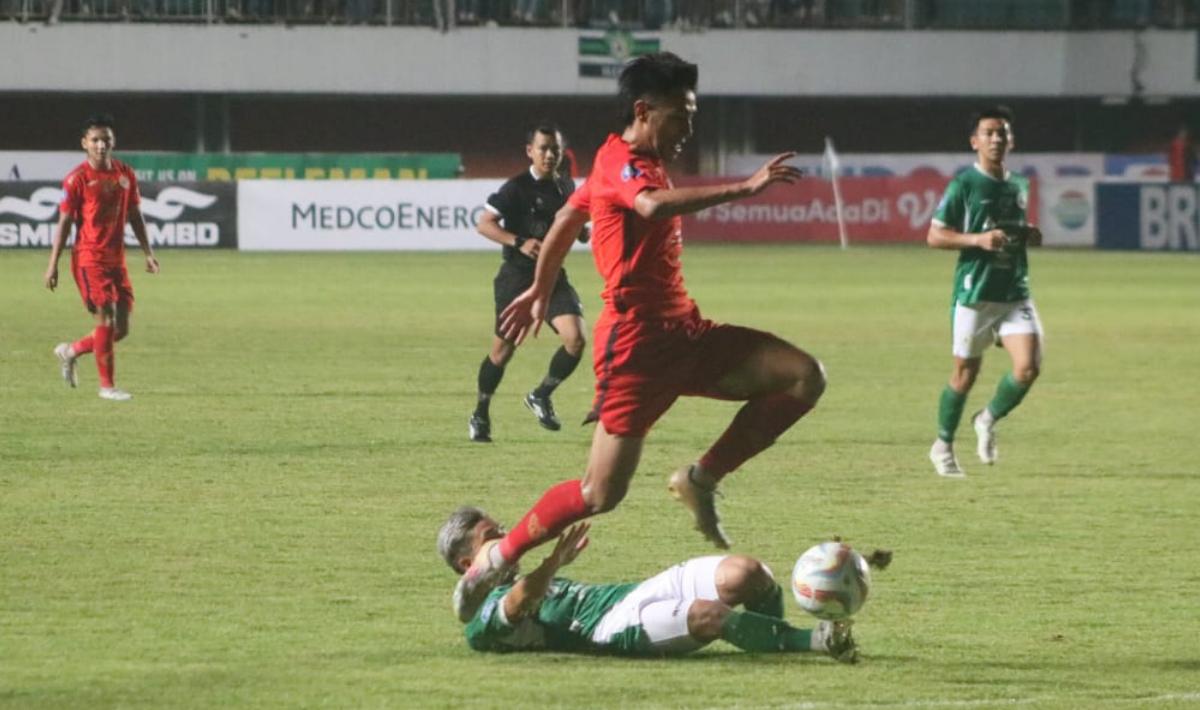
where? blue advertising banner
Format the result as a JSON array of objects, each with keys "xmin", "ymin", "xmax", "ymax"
[{"xmin": 1096, "ymin": 183, "xmax": 1200, "ymax": 252}]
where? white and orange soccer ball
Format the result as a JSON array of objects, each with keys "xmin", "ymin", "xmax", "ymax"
[{"xmin": 791, "ymin": 541, "xmax": 871, "ymax": 620}]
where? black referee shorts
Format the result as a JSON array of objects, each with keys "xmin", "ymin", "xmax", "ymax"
[{"xmin": 493, "ymin": 262, "xmax": 583, "ymax": 338}]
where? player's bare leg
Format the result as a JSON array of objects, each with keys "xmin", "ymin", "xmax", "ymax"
[
  {"xmin": 932, "ymin": 356, "xmax": 980, "ymax": 476},
  {"xmin": 580, "ymin": 424, "xmax": 643, "ymax": 513},
  {"xmin": 672, "ymin": 337, "xmax": 825, "ymax": 548},
  {"xmin": 524, "ymin": 313, "xmax": 585, "ymax": 431},
  {"xmin": 972, "ymin": 333, "xmax": 1041, "ymax": 464}
]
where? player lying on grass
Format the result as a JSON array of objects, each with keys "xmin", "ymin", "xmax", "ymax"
[{"xmin": 439, "ymin": 506, "xmax": 888, "ymax": 660}]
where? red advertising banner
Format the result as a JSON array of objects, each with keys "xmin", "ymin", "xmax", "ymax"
[{"xmin": 680, "ymin": 175, "xmax": 1038, "ymax": 244}]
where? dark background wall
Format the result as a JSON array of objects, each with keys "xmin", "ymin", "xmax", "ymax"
[{"xmin": 5, "ymin": 93, "xmax": 1197, "ymax": 177}]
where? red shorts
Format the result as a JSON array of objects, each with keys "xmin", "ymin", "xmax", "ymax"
[
  {"xmin": 587, "ymin": 307, "xmax": 777, "ymax": 437},
  {"xmin": 72, "ymin": 257, "xmax": 134, "ymax": 314}
]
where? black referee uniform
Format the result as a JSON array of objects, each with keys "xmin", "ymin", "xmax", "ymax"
[{"xmin": 486, "ymin": 168, "xmax": 583, "ymax": 335}]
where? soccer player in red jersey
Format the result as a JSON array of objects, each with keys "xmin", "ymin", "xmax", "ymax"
[
  {"xmin": 451, "ymin": 52, "xmax": 820, "ymax": 621},
  {"xmin": 43, "ymin": 113, "xmax": 159, "ymax": 401}
]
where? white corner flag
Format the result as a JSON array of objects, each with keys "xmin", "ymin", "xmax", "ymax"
[{"xmin": 823, "ymin": 136, "xmax": 849, "ymax": 250}]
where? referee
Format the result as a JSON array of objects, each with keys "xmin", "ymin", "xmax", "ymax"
[{"xmin": 469, "ymin": 123, "xmax": 587, "ymax": 443}]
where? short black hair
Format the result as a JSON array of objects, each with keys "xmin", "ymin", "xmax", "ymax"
[
  {"xmin": 617, "ymin": 52, "xmax": 699, "ymax": 126},
  {"xmin": 969, "ymin": 105, "xmax": 1013, "ymax": 135},
  {"xmin": 526, "ymin": 122, "xmax": 560, "ymax": 145},
  {"xmin": 82, "ymin": 113, "xmax": 116, "ymax": 136}
]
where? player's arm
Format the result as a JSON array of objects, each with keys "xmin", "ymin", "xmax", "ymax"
[
  {"xmin": 927, "ymin": 222, "xmax": 1007, "ymax": 251},
  {"xmin": 43, "ymin": 210, "xmax": 74, "ymax": 291},
  {"xmin": 632, "ymin": 152, "xmax": 801, "ymax": 220},
  {"xmin": 926, "ymin": 180, "xmax": 1007, "ymax": 251},
  {"xmin": 498, "ymin": 203, "xmax": 589, "ymax": 344},
  {"xmin": 128, "ymin": 205, "xmax": 160, "ymax": 274},
  {"xmin": 501, "ymin": 523, "xmax": 589, "ymax": 622}
]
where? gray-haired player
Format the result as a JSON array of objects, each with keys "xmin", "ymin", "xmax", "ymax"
[{"xmin": 438, "ymin": 506, "xmax": 863, "ymax": 660}]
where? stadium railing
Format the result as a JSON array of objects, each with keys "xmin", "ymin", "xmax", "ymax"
[{"xmin": 3, "ymin": 0, "xmax": 1196, "ymax": 29}]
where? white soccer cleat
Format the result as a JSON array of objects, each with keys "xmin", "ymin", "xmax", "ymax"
[
  {"xmin": 814, "ymin": 620, "xmax": 859, "ymax": 664},
  {"xmin": 972, "ymin": 410, "xmax": 997, "ymax": 465},
  {"xmin": 54, "ymin": 343, "xmax": 78, "ymax": 388},
  {"xmin": 98, "ymin": 387, "xmax": 132, "ymax": 402},
  {"xmin": 929, "ymin": 440, "xmax": 965, "ymax": 478}
]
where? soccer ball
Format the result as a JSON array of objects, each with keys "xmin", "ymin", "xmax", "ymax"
[{"xmin": 791, "ymin": 541, "xmax": 871, "ymax": 620}]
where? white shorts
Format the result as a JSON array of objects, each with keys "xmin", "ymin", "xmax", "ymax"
[
  {"xmin": 952, "ymin": 299, "xmax": 1044, "ymax": 359},
  {"xmin": 590, "ymin": 555, "xmax": 726, "ymax": 654}
]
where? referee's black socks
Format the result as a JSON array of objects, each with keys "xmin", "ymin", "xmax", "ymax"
[{"xmin": 532, "ymin": 347, "xmax": 582, "ymax": 398}]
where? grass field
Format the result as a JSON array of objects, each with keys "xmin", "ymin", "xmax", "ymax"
[{"xmin": 2, "ymin": 245, "xmax": 1198, "ymax": 709}]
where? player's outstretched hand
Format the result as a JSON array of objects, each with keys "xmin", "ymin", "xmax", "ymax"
[
  {"xmin": 547, "ymin": 522, "xmax": 590, "ymax": 570},
  {"xmin": 44, "ymin": 265, "xmax": 58, "ymax": 291},
  {"xmin": 744, "ymin": 152, "xmax": 802, "ymax": 196},
  {"xmin": 976, "ymin": 229, "xmax": 1008, "ymax": 251},
  {"xmin": 145, "ymin": 255, "xmax": 160, "ymax": 274},
  {"xmin": 499, "ymin": 287, "xmax": 546, "ymax": 345}
]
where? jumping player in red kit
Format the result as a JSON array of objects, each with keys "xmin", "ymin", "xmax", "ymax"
[
  {"xmin": 44, "ymin": 113, "xmax": 159, "ymax": 401},
  {"xmin": 451, "ymin": 52, "xmax": 824, "ymax": 622}
]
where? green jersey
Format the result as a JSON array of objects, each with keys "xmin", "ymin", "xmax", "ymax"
[
  {"xmin": 933, "ymin": 165, "xmax": 1033, "ymax": 306},
  {"xmin": 464, "ymin": 577, "xmax": 641, "ymax": 654}
]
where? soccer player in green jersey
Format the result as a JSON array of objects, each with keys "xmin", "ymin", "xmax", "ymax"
[
  {"xmin": 927, "ymin": 106, "xmax": 1044, "ymax": 478},
  {"xmin": 437, "ymin": 506, "xmax": 862, "ymax": 660}
]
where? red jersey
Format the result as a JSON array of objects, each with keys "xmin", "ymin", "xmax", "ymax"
[
  {"xmin": 568, "ymin": 134, "xmax": 694, "ymax": 321},
  {"xmin": 60, "ymin": 159, "xmax": 140, "ymax": 267}
]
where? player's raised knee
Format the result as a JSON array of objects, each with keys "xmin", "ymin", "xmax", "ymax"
[{"xmin": 715, "ymin": 555, "xmax": 774, "ymax": 604}]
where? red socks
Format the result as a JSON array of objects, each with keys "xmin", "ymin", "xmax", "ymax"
[
  {"xmin": 71, "ymin": 334, "xmax": 95, "ymax": 356},
  {"xmin": 699, "ymin": 393, "xmax": 813, "ymax": 482},
  {"xmin": 92, "ymin": 324, "xmax": 115, "ymax": 389},
  {"xmin": 497, "ymin": 479, "xmax": 589, "ymax": 564}
]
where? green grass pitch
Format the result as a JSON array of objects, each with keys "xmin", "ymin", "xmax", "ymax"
[{"xmin": 1, "ymin": 245, "xmax": 1198, "ymax": 709}]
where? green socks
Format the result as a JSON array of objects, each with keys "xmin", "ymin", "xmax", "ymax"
[
  {"xmin": 987, "ymin": 372, "xmax": 1031, "ymax": 420},
  {"xmin": 720, "ymin": 610, "xmax": 814, "ymax": 653},
  {"xmin": 939, "ymin": 373, "xmax": 1031, "ymax": 441},
  {"xmin": 937, "ymin": 385, "xmax": 968, "ymax": 442}
]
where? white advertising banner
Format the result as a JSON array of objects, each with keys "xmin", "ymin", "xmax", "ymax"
[
  {"xmin": 1037, "ymin": 178, "xmax": 1097, "ymax": 247},
  {"xmin": 0, "ymin": 152, "xmax": 84, "ymax": 181},
  {"xmin": 238, "ymin": 179, "xmax": 506, "ymax": 251}
]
